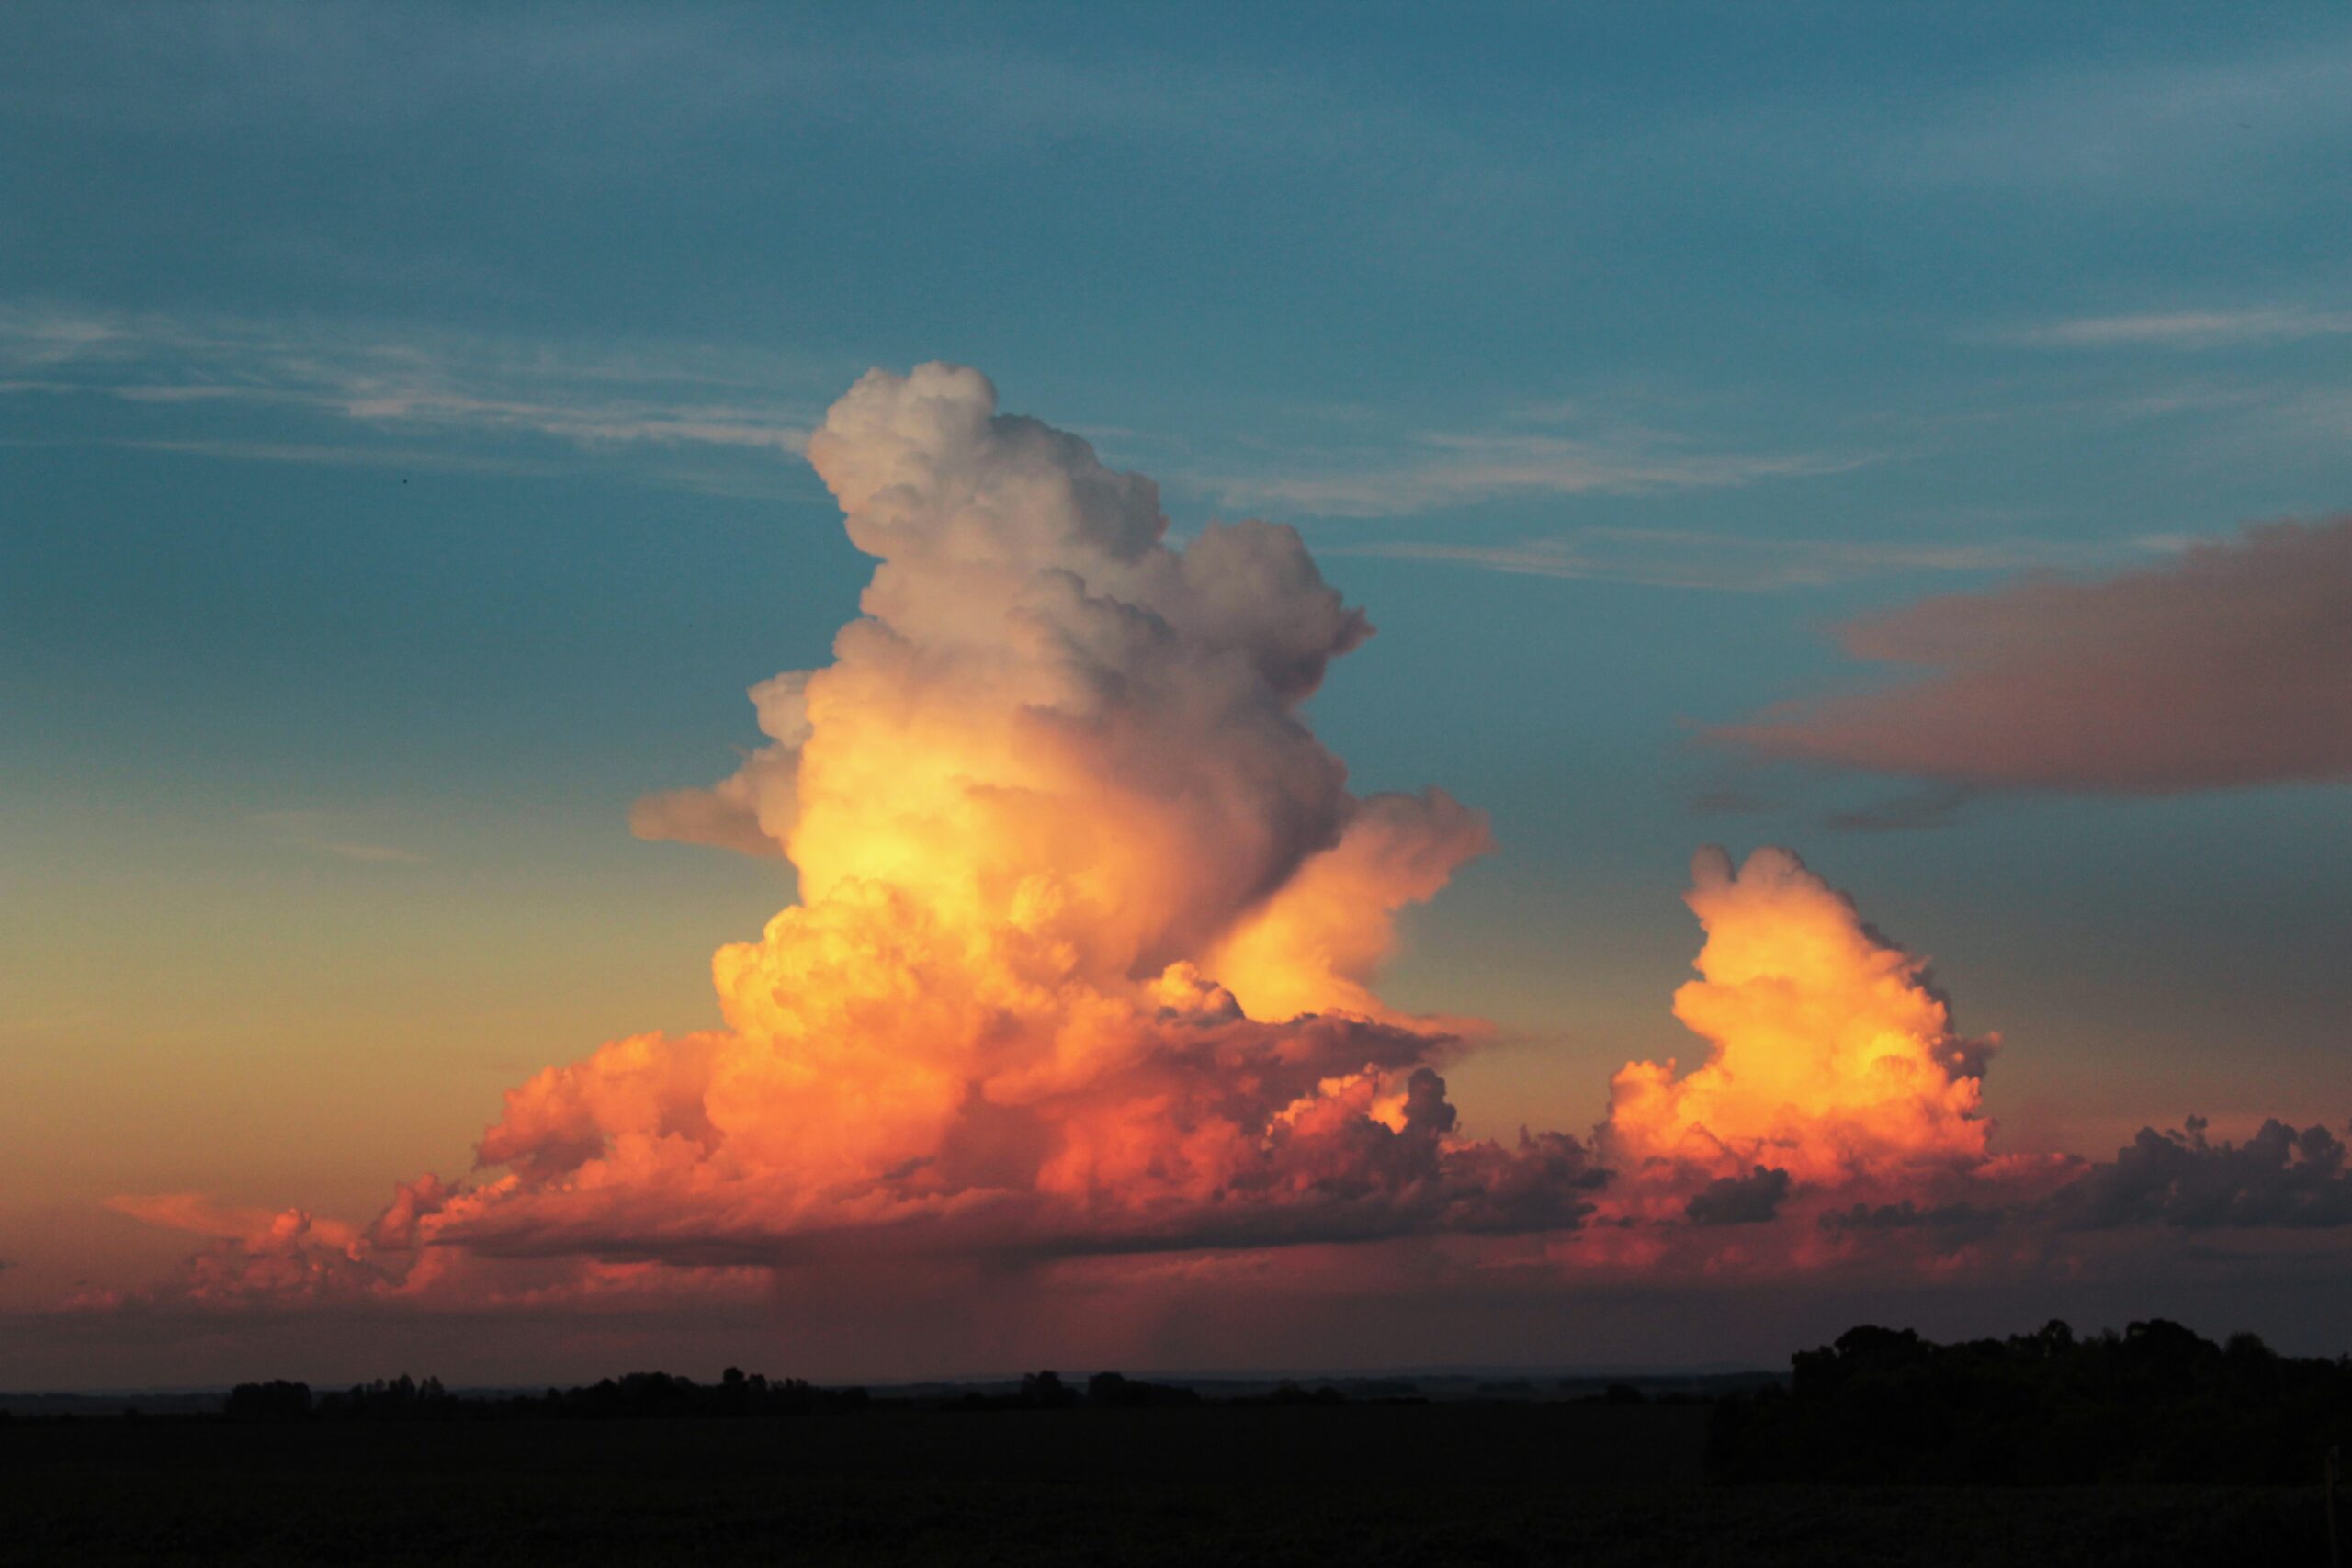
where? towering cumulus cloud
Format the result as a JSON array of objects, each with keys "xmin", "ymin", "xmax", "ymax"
[
  {"xmin": 1606, "ymin": 847, "xmax": 1992, "ymax": 1190},
  {"xmin": 103, "ymin": 367, "xmax": 2350, "ymax": 1328},
  {"xmin": 416, "ymin": 364, "xmax": 1592, "ymax": 1266}
]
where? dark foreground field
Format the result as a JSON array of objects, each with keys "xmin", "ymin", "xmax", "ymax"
[{"xmin": 2, "ymin": 1404, "xmax": 2334, "ymax": 1567}]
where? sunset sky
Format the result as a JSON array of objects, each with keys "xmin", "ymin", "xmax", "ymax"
[{"xmin": 4, "ymin": 4, "xmax": 2349, "ymax": 1389}]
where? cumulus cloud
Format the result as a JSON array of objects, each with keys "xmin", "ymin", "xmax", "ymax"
[
  {"xmin": 102, "ymin": 1193, "xmax": 390, "ymax": 1307},
  {"xmin": 191, "ymin": 362, "xmax": 1596, "ymax": 1286},
  {"xmin": 99, "ymin": 367, "xmax": 2350, "ymax": 1326},
  {"xmin": 1713, "ymin": 516, "xmax": 2352, "ymax": 794},
  {"xmin": 1604, "ymin": 847, "xmax": 1996, "ymax": 1190},
  {"xmin": 628, "ymin": 671, "xmax": 811, "ymax": 857},
  {"xmin": 2051, "ymin": 1118, "xmax": 2352, "ymax": 1230}
]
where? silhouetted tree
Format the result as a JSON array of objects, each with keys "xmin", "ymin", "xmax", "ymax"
[
  {"xmin": 1086, "ymin": 1371, "xmax": 1202, "ymax": 1408},
  {"xmin": 1260, "ymin": 1382, "xmax": 1346, "ymax": 1406},
  {"xmin": 223, "ymin": 1381, "xmax": 311, "ymax": 1420},
  {"xmin": 1020, "ymin": 1371, "xmax": 1076, "ymax": 1408},
  {"xmin": 318, "ymin": 1373, "xmax": 457, "ymax": 1419},
  {"xmin": 1710, "ymin": 1319, "xmax": 2352, "ymax": 1484}
]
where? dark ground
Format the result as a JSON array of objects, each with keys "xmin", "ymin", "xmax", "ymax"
[{"xmin": 1, "ymin": 1404, "xmax": 2335, "ymax": 1566}]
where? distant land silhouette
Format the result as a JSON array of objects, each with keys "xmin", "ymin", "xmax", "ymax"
[
  {"xmin": 1709, "ymin": 1318, "xmax": 2351, "ymax": 1484},
  {"xmin": 5, "ymin": 1322, "xmax": 2345, "ymax": 1566}
]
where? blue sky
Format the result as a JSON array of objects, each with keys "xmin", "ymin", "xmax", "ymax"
[{"xmin": 5, "ymin": 1, "xmax": 2350, "ymax": 1273}]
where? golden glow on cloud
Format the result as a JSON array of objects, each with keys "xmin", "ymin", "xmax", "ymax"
[
  {"xmin": 1606, "ymin": 845, "xmax": 1992, "ymax": 1187},
  {"xmin": 397, "ymin": 363, "xmax": 1524, "ymax": 1264},
  {"xmin": 91, "ymin": 364, "xmax": 2339, "ymax": 1328}
]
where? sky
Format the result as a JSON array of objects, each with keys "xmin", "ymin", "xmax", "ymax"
[{"xmin": 3, "ymin": 2, "xmax": 2349, "ymax": 1389}]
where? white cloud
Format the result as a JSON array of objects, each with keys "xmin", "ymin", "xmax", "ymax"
[
  {"xmin": 1209, "ymin": 434, "xmax": 1872, "ymax": 520},
  {"xmin": 2013, "ymin": 308, "xmax": 2352, "ymax": 349},
  {"xmin": 1327, "ymin": 529, "xmax": 2131, "ymax": 592},
  {"xmin": 0, "ymin": 302, "xmax": 822, "ymax": 472},
  {"xmin": 1893, "ymin": 30, "xmax": 2352, "ymax": 194}
]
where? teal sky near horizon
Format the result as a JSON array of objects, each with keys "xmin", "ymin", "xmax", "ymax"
[{"xmin": 4, "ymin": 3, "xmax": 2350, "ymax": 1333}]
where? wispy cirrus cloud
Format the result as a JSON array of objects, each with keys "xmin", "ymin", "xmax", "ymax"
[
  {"xmin": 1324, "ymin": 528, "xmax": 2120, "ymax": 592},
  {"xmin": 251, "ymin": 810, "xmax": 426, "ymax": 865},
  {"xmin": 2, "ymin": 437, "xmax": 568, "ymax": 479},
  {"xmin": 2011, "ymin": 307, "xmax": 2352, "ymax": 350},
  {"xmin": 0, "ymin": 301, "xmax": 821, "ymax": 479},
  {"xmin": 1891, "ymin": 28, "xmax": 2352, "ymax": 196},
  {"xmin": 1210, "ymin": 432, "xmax": 1870, "ymax": 519}
]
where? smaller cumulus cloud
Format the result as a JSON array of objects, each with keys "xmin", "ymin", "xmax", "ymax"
[
  {"xmin": 1713, "ymin": 515, "xmax": 2352, "ymax": 795},
  {"xmin": 81, "ymin": 364, "xmax": 2352, "ymax": 1338},
  {"xmin": 2052, "ymin": 1118, "xmax": 2352, "ymax": 1230},
  {"xmin": 1603, "ymin": 847, "xmax": 1998, "ymax": 1193},
  {"xmin": 98, "ymin": 1193, "xmax": 390, "ymax": 1308}
]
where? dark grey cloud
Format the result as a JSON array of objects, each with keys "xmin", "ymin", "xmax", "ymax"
[
  {"xmin": 1823, "ymin": 784, "xmax": 1981, "ymax": 834},
  {"xmin": 1685, "ymin": 1166, "xmax": 1792, "ymax": 1226},
  {"xmin": 2052, "ymin": 1118, "xmax": 2352, "ymax": 1230},
  {"xmin": 1819, "ymin": 1200, "xmax": 2005, "ymax": 1237}
]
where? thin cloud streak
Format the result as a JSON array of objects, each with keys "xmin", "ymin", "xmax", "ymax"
[
  {"xmin": 1325, "ymin": 530, "xmax": 2123, "ymax": 592},
  {"xmin": 8, "ymin": 302, "xmax": 1873, "ymax": 519},
  {"xmin": 0, "ymin": 302, "xmax": 820, "ymax": 466},
  {"xmin": 38, "ymin": 437, "xmax": 568, "ymax": 479},
  {"xmin": 252, "ymin": 811, "xmax": 427, "ymax": 865},
  {"xmin": 1213, "ymin": 434, "xmax": 1872, "ymax": 519},
  {"xmin": 2013, "ymin": 308, "xmax": 2352, "ymax": 349},
  {"xmin": 1890, "ymin": 28, "xmax": 2352, "ymax": 195}
]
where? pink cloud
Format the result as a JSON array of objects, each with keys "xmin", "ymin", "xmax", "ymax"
[
  {"xmin": 1713, "ymin": 516, "xmax": 2352, "ymax": 794},
  {"xmin": 74, "ymin": 372, "xmax": 2352, "ymax": 1354}
]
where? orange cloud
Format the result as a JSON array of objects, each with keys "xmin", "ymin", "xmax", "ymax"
[
  {"xmin": 1603, "ymin": 847, "xmax": 1994, "ymax": 1190},
  {"xmin": 93, "ymin": 368, "xmax": 2351, "ymax": 1333},
  {"xmin": 387, "ymin": 363, "xmax": 1572, "ymax": 1269}
]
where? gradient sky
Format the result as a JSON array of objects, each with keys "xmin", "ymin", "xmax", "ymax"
[{"xmin": 4, "ymin": 3, "xmax": 2350, "ymax": 1385}]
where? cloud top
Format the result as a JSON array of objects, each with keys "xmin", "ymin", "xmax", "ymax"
[
  {"xmin": 395, "ymin": 363, "xmax": 1565, "ymax": 1268},
  {"xmin": 1606, "ymin": 847, "xmax": 1995, "ymax": 1190},
  {"xmin": 94, "ymin": 368, "xmax": 2351, "ymax": 1333}
]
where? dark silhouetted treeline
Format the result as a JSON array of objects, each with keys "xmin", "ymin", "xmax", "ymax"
[
  {"xmin": 934, "ymin": 1370, "xmax": 1205, "ymax": 1411},
  {"xmin": 220, "ymin": 1381, "xmax": 314, "ymax": 1421},
  {"xmin": 223, "ymin": 1368, "xmax": 875, "ymax": 1420},
  {"xmin": 1708, "ymin": 1318, "xmax": 2352, "ymax": 1483},
  {"xmin": 201, "ymin": 1319, "xmax": 2352, "ymax": 1489},
  {"xmin": 219, "ymin": 1367, "xmax": 1227, "ymax": 1420}
]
